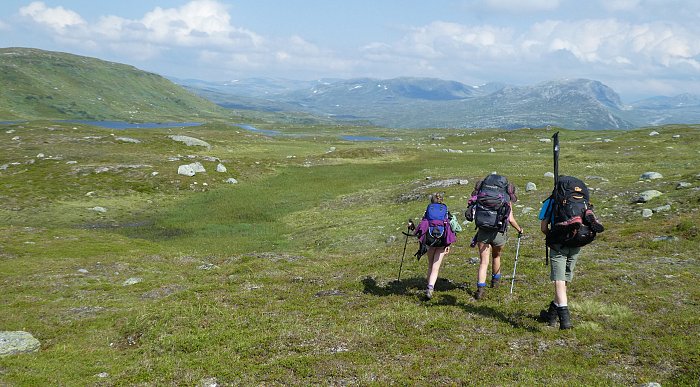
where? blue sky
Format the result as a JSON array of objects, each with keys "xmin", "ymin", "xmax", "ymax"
[{"xmin": 1, "ymin": 0, "xmax": 699, "ymax": 101}]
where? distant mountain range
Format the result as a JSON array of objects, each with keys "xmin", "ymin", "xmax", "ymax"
[
  {"xmin": 175, "ymin": 76, "xmax": 700, "ymax": 130},
  {"xmin": 2, "ymin": 47, "xmax": 699, "ymax": 130}
]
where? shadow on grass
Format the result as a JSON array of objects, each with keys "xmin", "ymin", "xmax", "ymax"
[
  {"xmin": 361, "ymin": 276, "xmax": 460, "ymax": 296},
  {"xmin": 432, "ymin": 294, "xmax": 540, "ymax": 332}
]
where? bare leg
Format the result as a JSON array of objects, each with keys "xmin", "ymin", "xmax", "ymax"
[
  {"xmin": 554, "ymin": 280, "xmax": 568, "ymax": 305},
  {"xmin": 427, "ymin": 247, "xmax": 447, "ymax": 287},
  {"xmin": 491, "ymin": 245, "xmax": 503, "ymax": 275},
  {"xmin": 477, "ymin": 242, "xmax": 490, "ymax": 284}
]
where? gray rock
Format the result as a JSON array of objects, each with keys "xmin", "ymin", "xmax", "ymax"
[
  {"xmin": 216, "ymin": 163, "xmax": 227, "ymax": 173},
  {"xmin": 539, "ymin": 138, "xmax": 551, "ymax": 143},
  {"xmin": 115, "ymin": 137, "xmax": 141, "ymax": 144},
  {"xmin": 652, "ymin": 236, "xmax": 678, "ymax": 242},
  {"xmin": 198, "ymin": 263, "xmax": 219, "ymax": 270},
  {"xmin": 225, "ymin": 178, "xmax": 238, "ymax": 184},
  {"xmin": 544, "ymin": 172, "xmax": 555, "ymax": 178},
  {"xmin": 122, "ymin": 277, "xmax": 143, "ymax": 286},
  {"xmin": 522, "ymin": 207, "xmax": 534, "ymax": 214},
  {"xmin": 525, "ymin": 182, "xmax": 537, "ymax": 192},
  {"xmin": 649, "ymin": 131, "xmax": 660, "ymax": 136},
  {"xmin": 386, "ymin": 235, "xmax": 397, "ymax": 244},
  {"xmin": 189, "ymin": 162, "xmax": 206, "ymax": 173},
  {"xmin": 641, "ymin": 209, "xmax": 653, "ymax": 218},
  {"xmin": 635, "ymin": 190, "xmax": 663, "ymax": 203},
  {"xmin": 676, "ymin": 182, "xmax": 691, "ymax": 189},
  {"xmin": 90, "ymin": 206, "xmax": 107, "ymax": 213},
  {"xmin": 0, "ymin": 331, "xmax": 41, "ymax": 357},
  {"xmin": 178, "ymin": 164, "xmax": 196, "ymax": 176},
  {"xmin": 168, "ymin": 135, "xmax": 211, "ymax": 149},
  {"xmin": 640, "ymin": 172, "xmax": 663, "ymax": 180},
  {"xmin": 672, "ymin": 134, "xmax": 681, "ymax": 139},
  {"xmin": 468, "ymin": 257, "xmax": 480, "ymax": 264},
  {"xmin": 458, "ymin": 179, "xmax": 469, "ymax": 185},
  {"xmin": 653, "ymin": 204, "xmax": 671, "ymax": 213},
  {"xmin": 488, "ymin": 147, "xmax": 496, "ymax": 153}
]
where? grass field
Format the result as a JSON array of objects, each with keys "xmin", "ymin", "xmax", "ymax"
[{"xmin": 1, "ymin": 121, "xmax": 698, "ymax": 385}]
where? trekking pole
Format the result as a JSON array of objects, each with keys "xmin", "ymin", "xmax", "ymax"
[
  {"xmin": 397, "ymin": 220, "xmax": 414, "ymax": 282},
  {"xmin": 510, "ymin": 232, "xmax": 522, "ymax": 294}
]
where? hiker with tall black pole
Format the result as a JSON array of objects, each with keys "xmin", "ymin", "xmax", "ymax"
[
  {"xmin": 538, "ymin": 132, "xmax": 605, "ymax": 329},
  {"xmin": 465, "ymin": 174, "xmax": 523, "ymax": 300},
  {"xmin": 413, "ymin": 193, "xmax": 457, "ymax": 300}
]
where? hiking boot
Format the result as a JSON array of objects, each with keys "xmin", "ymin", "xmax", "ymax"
[
  {"xmin": 491, "ymin": 276, "xmax": 501, "ymax": 288},
  {"xmin": 425, "ymin": 289, "xmax": 433, "ymax": 300},
  {"xmin": 585, "ymin": 211, "xmax": 605, "ymax": 233},
  {"xmin": 557, "ymin": 306, "xmax": 573, "ymax": 330},
  {"xmin": 539, "ymin": 301, "xmax": 558, "ymax": 326},
  {"xmin": 474, "ymin": 287, "xmax": 486, "ymax": 300}
]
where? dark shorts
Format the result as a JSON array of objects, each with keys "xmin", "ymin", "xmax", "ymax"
[{"xmin": 475, "ymin": 228, "xmax": 507, "ymax": 247}]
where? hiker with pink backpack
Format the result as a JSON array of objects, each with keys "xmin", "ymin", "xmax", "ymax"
[{"xmin": 414, "ymin": 192, "xmax": 457, "ymax": 300}]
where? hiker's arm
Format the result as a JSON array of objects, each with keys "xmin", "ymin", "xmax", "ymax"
[
  {"xmin": 508, "ymin": 210, "xmax": 523, "ymax": 234},
  {"xmin": 540, "ymin": 219, "xmax": 549, "ymax": 236}
]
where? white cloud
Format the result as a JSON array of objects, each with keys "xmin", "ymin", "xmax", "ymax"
[
  {"xmin": 0, "ymin": 19, "xmax": 9, "ymax": 31},
  {"xmin": 19, "ymin": 1, "xmax": 86, "ymax": 31}
]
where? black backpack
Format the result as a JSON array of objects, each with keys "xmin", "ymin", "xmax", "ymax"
[
  {"xmin": 467, "ymin": 174, "xmax": 514, "ymax": 232},
  {"xmin": 547, "ymin": 176, "xmax": 599, "ymax": 247}
]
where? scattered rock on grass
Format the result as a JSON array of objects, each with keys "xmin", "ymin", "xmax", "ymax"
[
  {"xmin": 544, "ymin": 172, "xmax": 554, "ymax": 178},
  {"xmin": 641, "ymin": 209, "xmax": 653, "ymax": 218},
  {"xmin": 116, "ymin": 137, "xmax": 141, "ymax": 144},
  {"xmin": 90, "ymin": 206, "xmax": 107, "ymax": 213},
  {"xmin": 315, "ymin": 289, "xmax": 346, "ymax": 297},
  {"xmin": 640, "ymin": 172, "xmax": 663, "ymax": 180},
  {"xmin": 178, "ymin": 164, "xmax": 195, "ymax": 176},
  {"xmin": 122, "ymin": 277, "xmax": 143, "ymax": 286},
  {"xmin": 525, "ymin": 182, "xmax": 537, "ymax": 191},
  {"xmin": 168, "ymin": 135, "xmax": 211, "ymax": 149},
  {"xmin": 649, "ymin": 131, "xmax": 660, "ymax": 136},
  {"xmin": 225, "ymin": 178, "xmax": 238, "ymax": 184},
  {"xmin": 652, "ymin": 236, "xmax": 678, "ymax": 242},
  {"xmin": 0, "ymin": 331, "xmax": 41, "ymax": 357},
  {"xmin": 216, "ymin": 163, "xmax": 227, "ymax": 173},
  {"xmin": 635, "ymin": 190, "xmax": 663, "ymax": 203},
  {"xmin": 676, "ymin": 182, "xmax": 691, "ymax": 189},
  {"xmin": 653, "ymin": 204, "xmax": 671, "ymax": 213}
]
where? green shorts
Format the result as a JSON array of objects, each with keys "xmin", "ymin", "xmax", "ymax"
[
  {"xmin": 549, "ymin": 244, "xmax": 581, "ymax": 282},
  {"xmin": 475, "ymin": 228, "xmax": 507, "ymax": 247}
]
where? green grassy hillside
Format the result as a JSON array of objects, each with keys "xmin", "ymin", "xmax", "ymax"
[
  {"xmin": 0, "ymin": 48, "xmax": 239, "ymax": 121},
  {"xmin": 0, "ymin": 121, "xmax": 698, "ymax": 385}
]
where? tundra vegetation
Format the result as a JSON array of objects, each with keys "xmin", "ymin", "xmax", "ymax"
[{"xmin": 0, "ymin": 121, "xmax": 698, "ymax": 385}]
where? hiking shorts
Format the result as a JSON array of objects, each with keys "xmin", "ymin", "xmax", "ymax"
[
  {"xmin": 475, "ymin": 228, "xmax": 507, "ymax": 247},
  {"xmin": 549, "ymin": 244, "xmax": 581, "ymax": 282}
]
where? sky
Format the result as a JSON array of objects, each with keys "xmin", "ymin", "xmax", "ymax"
[{"xmin": 1, "ymin": 0, "xmax": 700, "ymax": 102}]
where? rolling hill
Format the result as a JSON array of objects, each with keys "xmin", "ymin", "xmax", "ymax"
[{"xmin": 0, "ymin": 47, "xmax": 238, "ymax": 122}]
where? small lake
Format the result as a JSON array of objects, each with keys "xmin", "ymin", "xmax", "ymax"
[
  {"xmin": 58, "ymin": 120, "xmax": 203, "ymax": 129},
  {"xmin": 235, "ymin": 124, "xmax": 390, "ymax": 141},
  {"xmin": 340, "ymin": 135, "xmax": 390, "ymax": 142},
  {"xmin": 233, "ymin": 124, "xmax": 283, "ymax": 136}
]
